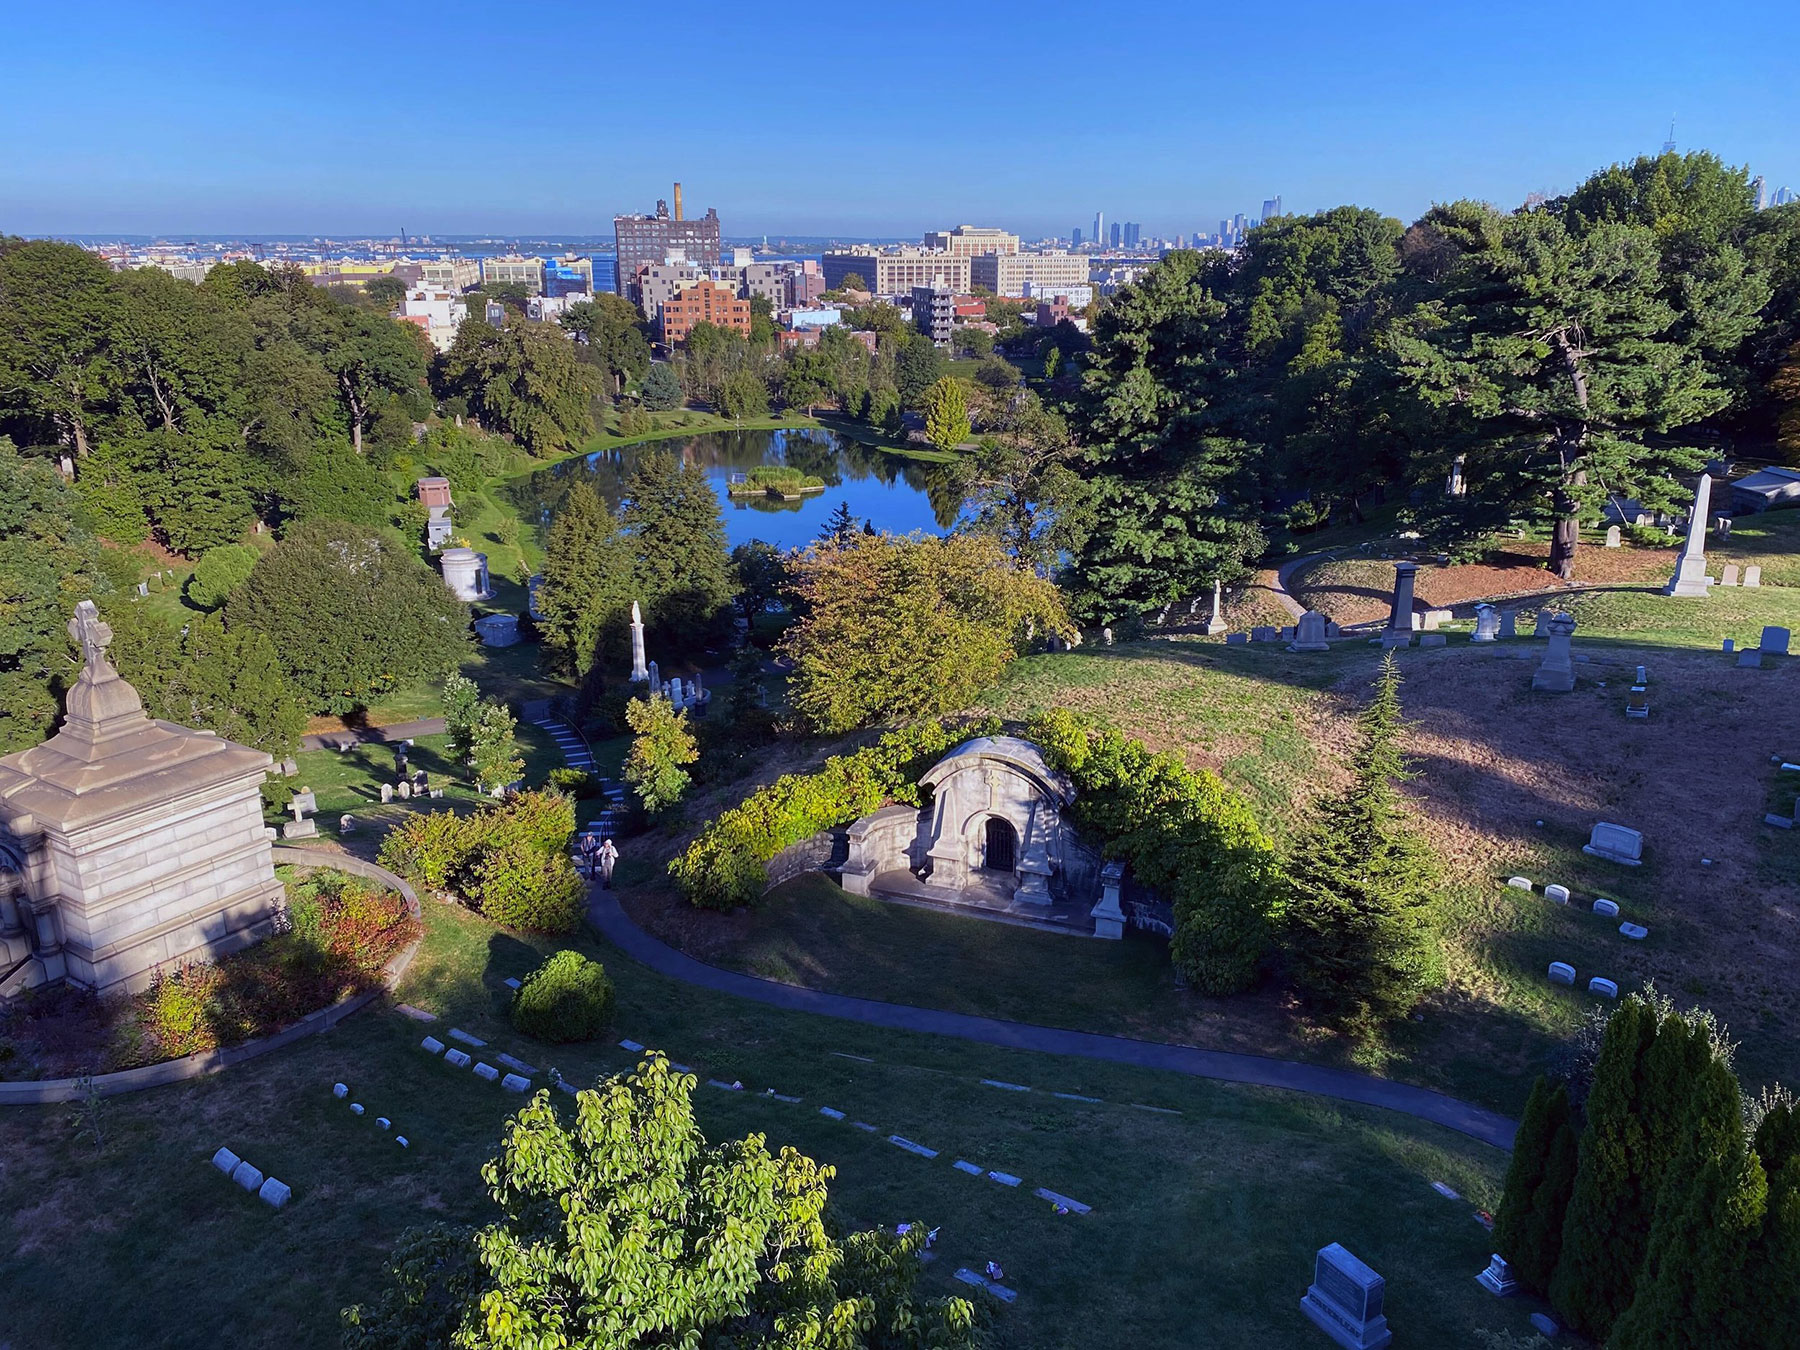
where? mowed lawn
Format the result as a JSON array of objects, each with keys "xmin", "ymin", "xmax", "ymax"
[{"xmin": 0, "ymin": 902, "xmax": 1535, "ymax": 1350}]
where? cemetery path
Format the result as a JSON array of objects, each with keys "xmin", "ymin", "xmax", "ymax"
[
  {"xmin": 589, "ymin": 891, "xmax": 1517, "ymax": 1150},
  {"xmin": 1270, "ymin": 553, "xmax": 1322, "ymax": 619},
  {"xmin": 300, "ymin": 718, "xmax": 446, "ymax": 752}
]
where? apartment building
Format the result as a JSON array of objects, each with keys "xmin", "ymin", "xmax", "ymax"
[
  {"xmin": 921, "ymin": 225, "xmax": 1020, "ymax": 257},
  {"xmin": 822, "ymin": 249, "xmax": 970, "ymax": 297},
  {"xmin": 614, "ymin": 183, "xmax": 723, "ymax": 303},
  {"xmin": 971, "ymin": 250, "xmax": 1090, "ymax": 297},
  {"xmin": 659, "ymin": 280, "xmax": 751, "ymax": 345}
]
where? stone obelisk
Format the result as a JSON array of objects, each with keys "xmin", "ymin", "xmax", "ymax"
[
  {"xmin": 1663, "ymin": 474, "xmax": 1713, "ymax": 598},
  {"xmin": 629, "ymin": 601, "xmax": 649, "ymax": 681}
]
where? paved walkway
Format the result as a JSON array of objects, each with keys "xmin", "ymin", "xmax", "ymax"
[
  {"xmin": 300, "ymin": 717, "xmax": 447, "ymax": 752},
  {"xmin": 588, "ymin": 892, "xmax": 1516, "ymax": 1150}
]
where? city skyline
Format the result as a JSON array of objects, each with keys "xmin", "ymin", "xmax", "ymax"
[{"xmin": 2, "ymin": 0, "xmax": 1796, "ymax": 238}]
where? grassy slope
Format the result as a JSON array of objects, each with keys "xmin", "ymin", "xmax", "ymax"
[{"xmin": 0, "ymin": 900, "xmax": 1527, "ymax": 1350}]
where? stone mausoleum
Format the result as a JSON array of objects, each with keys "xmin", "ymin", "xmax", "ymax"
[
  {"xmin": 0, "ymin": 603, "xmax": 283, "ymax": 997},
  {"xmin": 839, "ymin": 736, "xmax": 1124, "ymax": 935}
]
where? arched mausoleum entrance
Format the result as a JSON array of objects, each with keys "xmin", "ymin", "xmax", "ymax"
[{"xmin": 982, "ymin": 817, "xmax": 1017, "ymax": 872}]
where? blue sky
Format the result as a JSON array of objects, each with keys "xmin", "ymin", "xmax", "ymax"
[{"xmin": 4, "ymin": 0, "xmax": 1796, "ymax": 239}]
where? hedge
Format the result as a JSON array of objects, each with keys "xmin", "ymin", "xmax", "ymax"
[
  {"xmin": 670, "ymin": 716, "xmax": 1000, "ymax": 910},
  {"xmin": 1027, "ymin": 708, "xmax": 1282, "ymax": 994},
  {"xmin": 380, "ymin": 790, "xmax": 583, "ymax": 934},
  {"xmin": 511, "ymin": 950, "xmax": 615, "ymax": 1043}
]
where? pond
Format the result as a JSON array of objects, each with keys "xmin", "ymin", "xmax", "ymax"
[{"xmin": 507, "ymin": 428, "xmax": 967, "ymax": 551}]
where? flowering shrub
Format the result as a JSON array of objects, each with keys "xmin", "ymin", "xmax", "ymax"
[
  {"xmin": 119, "ymin": 870, "xmax": 418, "ymax": 1067},
  {"xmin": 670, "ymin": 716, "xmax": 1000, "ymax": 910}
]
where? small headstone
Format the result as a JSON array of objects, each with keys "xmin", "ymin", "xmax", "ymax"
[
  {"xmin": 230, "ymin": 1160, "xmax": 264, "ymax": 1193},
  {"xmin": 444, "ymin": 1048, "xmax": 472, "ymax": 1068},
  {"xmin": 1583, "ymin": 822, "xmax": 1644, "ymax": 866},
  {"xmin": 1033, "ymin": 1187, "xmax": 1092, "ymax": 1214},
  {"xmin": 1764, "ymin": 813, "xmax": 1793, "ymax": 829},
  {"xmin": 1301, "ymin": 1244, "xmax": 1391, "ymax": 1350},
  {"xmin": 1280, "ymin": 625, "xmax": 1295, "ymax": 640},
  {"xmin": 376, "ymin": 1117, "xmax": 391, "ymax": 1130},
  {"xmin": 1604, "ymin": 524, "xmax": 1621, "ymax": 547},
  {"xmin": 1544, "ymin": 884, "xmax": 1570, "ymax": 905},
  {"xmin": 1626, "ymin": 686, "xmax": 1649, "ymax": 719},
  {"xmin": 1505, "ymin": 876, "xmax": 1533, "ymax": 891},
  {"xmin": 420, "ymin": 1036, "xmax": 445, "ymax": 1054},
  {"xmin": 1471, "ymin": 604, "xmax": 1499, "ymax": 642},
  {"xmin": 618, "ymin": 1038, "xmax": 645, "ymax": 1052},
  {"xmin": 503, "ymin": 977, "xmax": 521, "ymax": 990},
  {"xmin": 339, "ymin": 814, "xmax": 357, "ymax": 835},
  {"xmin": 1498, "ymin": 610, "xmax": 1517, "ymax": 639},
  {"xmin": 1288, "ymin": 610, "xmax": 1330, "ymax": 652},
  {"xmin": 290, "ymin": 789, "xmax": 317, "ymax": 816},
  {"xmin": 1101, "ymin": 627, "xmax": 1113, "ymax": 646},
  {"xmin": 501, "ymin": 1073, "xmax": 531, "ymax": 1093},
  {"xmin": 136, "ymin": 580, "xmax": 149, "ymax": 597},
  {"xmin": 818, "ymin": 1107, "xmax": 846, "ymax": 1121},
  {"xmin": 1251, "ymin": 625, "xmax": 1277, "ymax": 642},
  {"xmin": 430, "ymin": 787, "xmax": 443, "ymax": 798},
  {"xmin": 987, "ymin": 1171, "xmax": 1022, "ymax": 1187},
  {"xmin": 1739, "ymin": 648, "xmax": 1764, "ymax": 669},
  {"xmin": 1589, "ymin": 977, "xmax": 1619, "ymax": 999},
  {"xmin": 1592, "ymin": 898, "xmax": 1620, "ymax": 917},
  {"xmin": 396, "ymin": 781, "xmax": 412, "ymax": 800},
  {"xmin": 1533, "ymin": 611, "xmax": 1551, "ymax": 638},
  {"xmin": 472, "ymin": 1062, "xmax": 500, "ymax": 1082},
  {"xmin": 413, "ymin": 769, "xmax": 428, "ymax": 790},
  {"xmin": 496, "ymin": 1052, "xmax": 540, "ymax": 1075},
  {"xmin": 1722, "ymin": 564, "xmax": 1740, "ymax": 586},
  {"xmin": 1620, "ymin": 922, "xmax": 1649, "ymax": 940},
  {"xmin": 211, "ymin": 1146, "xmax": 242, "ymax": 1175},
  {"xmin": 1532, "ymin": 612, "xmax": 1577, "ymax": 692},
  {"xmin": 448, "ymin": 1028, "xmax": 486, "ymax": 1047},
  {"xmin": 953, "ymin": 1160, "xmax": 984, "ymax": 1176},
  {"xmin": 395, "ymin": 1136, "xmax": 410, "ymax": 1147},
  {"xmin": 281, "ymin": 818, "xmax": 318, "ymax": 840},
  {"xmin": 331, "ymin": 1083, "xmax": 348, "ymax": 1099},
  {"xmin": 1225, "ymin": 632, "xmax": 1248, "ymax": 646},
  {"xmin": 1548, "ymin": 961, "xmax": 1577, "ymax": 986},
  {"xmin": 1761, "ymin": 625, "xmax": 1790, "ymax": 656},
  {"xmin": 1420, "ymin": 633, "xmax": 1447, "ymax": 647},
  {"xmin": 350, "ymin": 1103, "xmax": 364, "ymax": 1115},
  {"xmin": 1476, "ymin": 1253, "xmax": 1518, "ymax": 1297},
  {"xmin": 1431, "ymin": 1181, "xmax": 1461, "ymax": 1199},
  {"xmin": 257, "ymin": 1177, "xmax": 291, "ymax": 1209},
  {"xmin": 379, "ymin": 784, "xmax": 394, "ymax": 803},
  {"xmin": 1744, "ymin": 565, "xmax": 1761, "ymax": 587},
  {"xmin": 279, "ymin": 757, "xmax": 299, "ymax": 777},
  {"xmin": 888, "ymin": 1135, "xmax": 938, "ymax": 1158}
]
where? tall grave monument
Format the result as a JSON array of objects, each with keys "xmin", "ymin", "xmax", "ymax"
[
  {"xmin": 1663, "ymin": 474, "xmax": 1714, "ymax": 597},
  {"xmin": 0, "ymin": 603, "xmax": 282, "ymax": 997}
]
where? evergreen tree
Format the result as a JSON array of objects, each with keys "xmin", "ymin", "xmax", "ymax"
[
  {"xmin": 1552, "ymin": 995, "xmax": 1660, "ymax": 1338},
  {"xmin": 1497, "ymin": 1077, "xmax": 1578, "ymax": 1292},
  {"xmin": 923, "ymin": 375, "xmax": 971, "ymax": 450},
  {"xmin": 1608, "ymin": 1057, "xmax": 1766, "ymax": 1349},
  {"xmin": 107, "ymin": 607, "xmax": 306, "ymax": 756},
  {"xmin": 535, "ymin": 482, "xmax": 633, "ymax": 675},
  {"xmin": 639, "ymin": 360, "xmax": 683, "ymax": 411},
  {"xmin": 1283, "ymin": 652, "xmax": 1442, "ymax": 1030},
  {"xmin": 621, "ymin": 449, "xmax": 735, "ymax": 658},
  {"xmin": 818, "ymin": 500, "xmax": 860, "ymax": 544}
]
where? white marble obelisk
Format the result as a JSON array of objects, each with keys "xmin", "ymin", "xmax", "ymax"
[
  {"xmin": 1663, "ymin": 475, "xmax": 1713, "ymax": 598},
  {"xmin": 629, "ymin": 601, "xmax": 649, "ymax": 681}
]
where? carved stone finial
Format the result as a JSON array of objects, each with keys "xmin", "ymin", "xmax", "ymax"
[{"xmin": 68, "ymin": 601, "xmax": 114, "ymax": 676}]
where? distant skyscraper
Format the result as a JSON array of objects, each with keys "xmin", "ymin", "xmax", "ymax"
[
  {"xmin": 1661, "ymin": 119, "xmax": 1677, "ymax": 154},
  {"xmin": 1753, "ymin": 175, "xmax": 1768, "ymax": 211},
  {"xmin": 1093, "ymin": 212, "xmax": 1105, "ymax": 250},
  {"xmin": 1122, "ymin": 222, "xmax": 1140, "ymax": 248},
  {"xmin": 1072, "ymin": 226, "xmax": 1083, "ymax": 248},
  {"xmin": 1108, "ymin": 221, "xmax": 1122, "ymax": 249},
  {"xmin": 1777, "ymin": 186, "xmax": 1796, "ymax": 207},
  {"xmin": 1261, "ymin": 196, "xmax": 1282, "ymax": 222}
]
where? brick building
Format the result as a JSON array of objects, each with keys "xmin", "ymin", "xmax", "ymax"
[{"xmin": 660, "ymin": 280, "xmax": 751, "ymax": 345}]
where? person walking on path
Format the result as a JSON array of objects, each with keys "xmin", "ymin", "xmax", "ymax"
[
  {"xmin": 576, "ymin": 834, "xmax": 598, "ymax": 880},
  {"xmin": 598, "ymin": 838, "xmax": 619, "ymax": 889}
]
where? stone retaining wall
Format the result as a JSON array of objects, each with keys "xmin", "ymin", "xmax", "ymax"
[{"xmin": 0, "ymin": 847, "xmax": 421, "ymax": 1106}]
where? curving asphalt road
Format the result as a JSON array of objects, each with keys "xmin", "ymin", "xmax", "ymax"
[{"xmin": 589, "ymin": 892, "xmax": 1516, "ymax": 1151}]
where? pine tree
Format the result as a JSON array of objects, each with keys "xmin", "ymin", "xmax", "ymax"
[
  {"xmin": 536, "ymin": 482, "xmax": 633, "ymax": 675},
  {"xmin": 1496, "ymin": 1077, "xmax": 1578, "ymax": 1292},
  {"xmin": 621, "ymin": 449, "xmax": 735, "ymax": 658},
  {"xmin": 1608, "ymin": 1057, "xmax": 1766, "ymax": 1349},
  {"xmin": 1551, "ymin": 995, "xmax": 1658, "ymax": 1338},
  {"xmin": 1283, "ymin": 652, "xmax": 1443, "ymax": 1029}
]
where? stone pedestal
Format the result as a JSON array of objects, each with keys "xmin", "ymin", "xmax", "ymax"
[
  {"xmin": 1532, "ymin": 613, "xmax": 1577, "ymax": 692},
  {"xmin": 1382, "ymin": 562, "xmax": 1418, "ymax": 644},
  {"xmin": 0, "ymin": 603, "xmax": 282, "ymax": 997},
  {"xmin": 1476, "ymin": 1254, "xmax": 1518, "ymax": 1297},
  {"xmin": 1091, "ymin": 861, "xmax": 1127, "ymax": 939},
  {"xmin": 1201, "ymin": 579, "xmax": 1227, "ymax": 636},
  {"xmin": 1663, "ymin": 474, "xmax": 1713, "ymax": 597}
]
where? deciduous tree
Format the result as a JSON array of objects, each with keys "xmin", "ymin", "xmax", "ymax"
[{"xmin": 622, "ymin": 695, "xmax": 697, "ymax": 815}]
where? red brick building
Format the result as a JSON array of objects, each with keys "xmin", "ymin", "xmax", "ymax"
[{"xmin": 659, "ymin": 281, "xmax": 751, "ymax": 345}]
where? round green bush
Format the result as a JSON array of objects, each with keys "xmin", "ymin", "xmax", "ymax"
[{"xmin": 510, "ymin": 950, "xmax": 614, "ymax": 1043}]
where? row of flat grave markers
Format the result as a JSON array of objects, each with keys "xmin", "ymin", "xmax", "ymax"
[
  {"xmin": 332, "ymin": 1081, "xmax": 412, "ymax": 1147},
  {"xmin": 1504, "ymin": 874, "xmax": 1648, "ymax": 942},
  {"xmin": 419, "ymin": 1032, "xmax": 533, "ymax": 1094},
  {"xmin": 208, "ymin": 1146, "xmax": 292, "ymax": 1210}
]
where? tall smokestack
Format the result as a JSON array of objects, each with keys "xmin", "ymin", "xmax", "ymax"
[{"xmin": 673, "ymin": 182, "xmax": 684, "ymax": 221}]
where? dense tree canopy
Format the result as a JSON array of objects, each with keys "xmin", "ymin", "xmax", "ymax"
[
  {"xmin": 227, "ymin": 519, "xmax": 469, "ymax": 714},
  {"xmin": 440, "ymin": 315, "xmax": 598, "ymax": 453},
  {"xmin": 779, "ymin": 532, "xmax": 1072, "ymax": 734}
]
